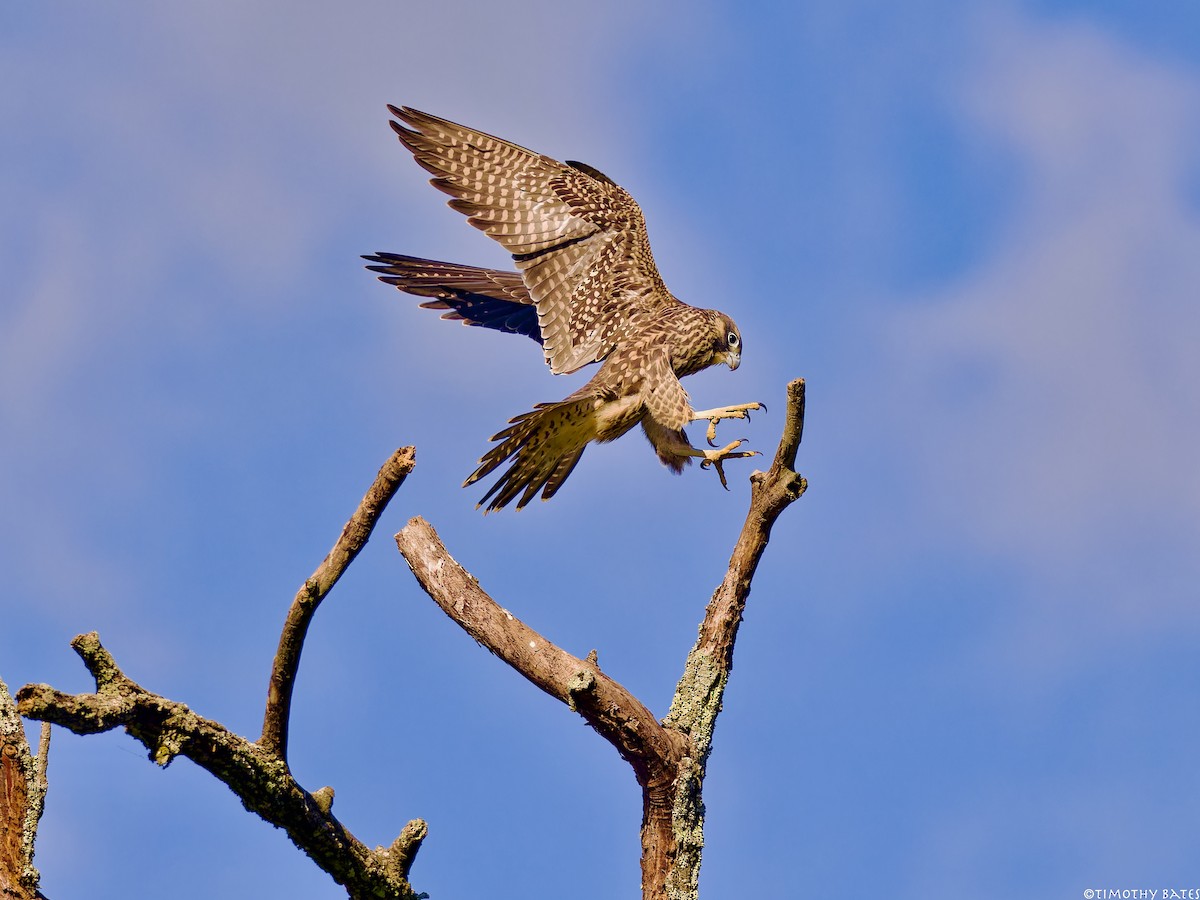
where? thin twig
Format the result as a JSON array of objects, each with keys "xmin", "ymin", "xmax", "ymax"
[{"xmin": 261, "ymin": 447, "xmax": 416, "ymax": 760}]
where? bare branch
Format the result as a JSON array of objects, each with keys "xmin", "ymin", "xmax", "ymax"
[
  {"xmin": 261, "ymin": 447, "xmax": 417, "ymax": 760},
  {"xmin": 35, "ymin": 725, "xmax": 51, "ymax": 799},
  {"xmin": 395, "ymin": 517, "xmax": 694, "ymax": 896},
  {"xmin": 394, "ymin": 517, "xmax": 685, "ymax": 787},
  {"xmin": 17, "ymin": 633, "xmax": 424, "ymax": 900},
  {"xmin": 661, "ymin": 377, "xmax": 807, "ymax": 899},
  {"xmin": 387, "ymin": 819, "xmax": 428, "ymax": 882},
  {"xmin": 769, "ymin": 376, "xmax": 806, "ymax": 474}
]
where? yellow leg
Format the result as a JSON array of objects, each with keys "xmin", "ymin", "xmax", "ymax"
[
  {"xmin": 685, "ymin": 439, "xmax": 761, "ymax": 490},
  {"xmin": 691, "ymin": 402, "xmax": 765, "ymax": 446}
]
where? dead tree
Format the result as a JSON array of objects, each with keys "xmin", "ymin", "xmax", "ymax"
[{"xmin": 10, "ymin": 378, "xmax": 806, "ymax": 900}]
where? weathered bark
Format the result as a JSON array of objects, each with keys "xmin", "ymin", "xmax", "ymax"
[
  {"xmin": 17, "ymin": 635, "xmax": 425, "ymax": 899},
  {"xmin": 1, "ymin": 676, "xmax": 50, "ymax": 900},
  {"xmin": 395, "ymin": 518, "xmax": 688, "ymax": 782}
]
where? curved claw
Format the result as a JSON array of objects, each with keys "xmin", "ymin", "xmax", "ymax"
[
  {"xmin": 699, "ymin": 455, "xmax": 731, "ymax": 491},
  {"xmin": 698, "ymin": 401, "xmax": 768, "ymax": 448},
  {"xmin": 698, "ymin": 440, "xmax": 761, "ymax": 490},
  {"xmin": 713, "ymin": 461, "xmax": 731, "ymax": 491},
  {"xmin": 740, "ymin": 401, "xmax": 767, "ymax": 424}
]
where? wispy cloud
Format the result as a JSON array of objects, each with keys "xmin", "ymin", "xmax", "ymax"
[{"xmin": 883, "ymin": 8, "xmax": 1200, "ymax": 645}]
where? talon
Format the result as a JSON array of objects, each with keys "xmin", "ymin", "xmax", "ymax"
[
  {"xmin": 695, "ymin": 439, "xmax": 760, "ymax": 491},
  {"xmin": 699, "ymin": 455, "xmax": 731, "ymax": 490},
  {"xmin": 714, "ymin": 458, "xmax": 730, "ymax": 490},
  {"xmin": 741, "ymin": 401, "xmax": 766, "ymax": 428},
  {"xmin": 694, "ymin": 401, "xmax": 765, "ymax": 448}
]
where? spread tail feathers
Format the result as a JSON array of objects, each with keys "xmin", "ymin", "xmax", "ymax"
[{"xmin": 466, "ymin": 397, "xmax": 597, "ymax": 512}]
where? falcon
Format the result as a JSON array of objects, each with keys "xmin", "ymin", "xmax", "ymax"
[{"xmin": 365, "ymin": 106, "xmax": 762, "ymax": 511}]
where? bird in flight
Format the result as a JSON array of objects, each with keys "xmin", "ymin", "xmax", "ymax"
[{"xmin": 365, "ymin": 106, "xmax": 762, "ymax": 511}]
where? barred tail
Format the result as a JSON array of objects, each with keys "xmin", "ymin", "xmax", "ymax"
[{"xmin": 466, "ymin": 398, "xmax": 596, "ymax": 512}]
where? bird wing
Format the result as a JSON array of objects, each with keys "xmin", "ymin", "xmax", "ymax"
[
  {"xmin": 641, "ymin": 348, "xmax": 694, "ymax": 432},
  {"xmin": 363, "ymin": 252, "xmax": 542, "ymax": 342},
  {"xmin": 363, "ymin": 252, "xmax": 530, "ymax": 303},
  {"xmin": 389, "ymin": 105, "xmax": 679, "ymax": 375}
]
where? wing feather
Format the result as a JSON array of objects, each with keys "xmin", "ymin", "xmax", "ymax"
[
  {"xmin": 388, "ymin": 105, "xmax": 679, "ymax": 375},
  {"xmin": 642, "ymin": 348, "xmax": 694, "ymax": 432},
  {"xmin": 363, "ymin": 252, "xmax": 529, "ymax": 302},
  {"xmin": 363, "ymin": 252, "xmax": 542, "ymax": 342}
]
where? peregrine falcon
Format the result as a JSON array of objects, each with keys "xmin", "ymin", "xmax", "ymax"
[{"xmin": 366, "ymin": 106, "xmax": 761, "ymax": 511}]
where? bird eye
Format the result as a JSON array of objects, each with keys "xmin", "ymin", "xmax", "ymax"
[{"xmin": 727, "ymin": 332, "xmax": 739, "ymax": 347}]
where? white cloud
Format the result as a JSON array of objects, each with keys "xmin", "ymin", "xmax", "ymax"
[{"xmin": 884, "ymin": 9, "xmax": 1200, "ymax": 636}]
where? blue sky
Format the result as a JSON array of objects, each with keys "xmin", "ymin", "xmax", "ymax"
[{"xmin": 3, "ymin": 2, "xmax": 1199, "ymax": 897}]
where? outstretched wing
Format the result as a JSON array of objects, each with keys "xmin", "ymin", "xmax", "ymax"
[
  {"xmin": 363, "ymin": 252, "xmax": 542, "ymax": 342},
  {"xmin": 388, "ymin": 105, "xmax": 679, "ymax": 375}
]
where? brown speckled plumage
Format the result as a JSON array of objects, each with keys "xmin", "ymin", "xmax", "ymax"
[{"xmin": 365, "ymin": 106, "xmax": 749, "ymax": 511}]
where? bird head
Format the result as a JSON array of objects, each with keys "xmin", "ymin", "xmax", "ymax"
[{"xmin": 712, "ymin": 314, "xmax": 742, "ymax": 371}]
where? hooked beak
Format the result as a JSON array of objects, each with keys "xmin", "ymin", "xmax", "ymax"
[{"xmin": 727, "ymin": 351, "xmax": 741, "ymax": 371}]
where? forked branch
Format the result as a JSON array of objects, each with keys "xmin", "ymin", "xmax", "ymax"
[
  {"xmin": 17, "ymin": 634, "xmax": 425, "ymax": 899},
  {"xmin": 394, "ymin": 377, "xmax": 807, "ymax": 900},
  {"xmin": 17, "ymin": 448, "xmax": 426, "ymax": 900}
]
